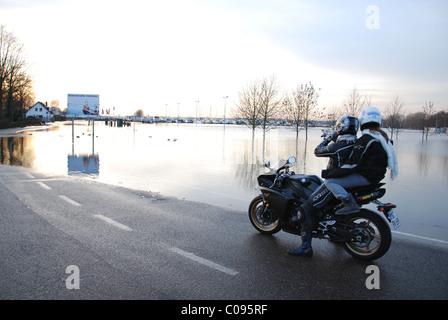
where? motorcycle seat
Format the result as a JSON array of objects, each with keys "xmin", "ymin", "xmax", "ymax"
[{"xmin": 346, "ymin": 183, "xmax": 385, "ymax": 194}]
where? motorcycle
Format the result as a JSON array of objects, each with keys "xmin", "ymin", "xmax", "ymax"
[{"xmin": 248, "ymin": 156, "xmax": 400, "ymax": 260}]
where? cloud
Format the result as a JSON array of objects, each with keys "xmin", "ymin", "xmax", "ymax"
[
  {"xmin": 260, "ymin": 1, "xmax": 448, "ymax": 82},
  {"xmin": 2, "ymin": 0, "xmax": 447, "ymax": 114},
  {"xmin": 0, "ymin": 0, "xmax": 70, "ymax": 9}
]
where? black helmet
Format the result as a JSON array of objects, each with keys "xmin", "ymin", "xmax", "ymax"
[{"xmin": 336, "ymin": 115, "xmax": 359, "ymax": 135}]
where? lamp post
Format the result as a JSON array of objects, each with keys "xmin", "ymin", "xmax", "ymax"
[
  {"xmin": 223, "ymin": 96, "xmax": 228, "ymax": 125},
  {"xmin": 195, "ymin": 100, "xmax": 199, "ymax": 123}
]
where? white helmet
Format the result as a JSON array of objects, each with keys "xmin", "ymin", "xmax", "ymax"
[{"xmin": 359, "ymin": 106, "xmax": 382, "ymax": 129}]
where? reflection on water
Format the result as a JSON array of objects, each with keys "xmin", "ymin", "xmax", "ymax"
[
  {"xmin": 68, "ymin": 154, "xmax": 99, "ymax": 175},
  {"xmin": 1, "ymin": 122, "xmax": 448, "ymax": 241},
  {"xmin": 68, "ymin": 121, "xmax": 100, "ymax": 176},
  {"xmin": 0, "ymin": 135, "xmax": 36, "ymax": 167}
]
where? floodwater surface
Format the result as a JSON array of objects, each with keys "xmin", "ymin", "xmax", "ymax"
[{"xmin": 1, "ymin": 121, "xmax": 448, "ymax": 242}]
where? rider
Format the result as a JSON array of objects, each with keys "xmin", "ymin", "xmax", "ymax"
[
  {"xmin": 288, "ymin": 107, "xmax": 398, "ymax": 257},
  {"xmin": 315, "ymin": 115, "xmax": 359, "ymax": 170},
  {"xmin": 288, "ymin": 115, "xmax": 359, "ymax": 257},
  {"xmin": 324, "ymin": 106, "xmax": 398, "ymax": 214}
]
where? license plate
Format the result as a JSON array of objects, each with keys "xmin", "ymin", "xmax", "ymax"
[{"xmin": 388, "ymin": 210, "xmax": 400, "ymax": 229}]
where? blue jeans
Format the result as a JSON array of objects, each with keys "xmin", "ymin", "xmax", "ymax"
[
  {"xmin": 324, "ymin": 173, "xmax": 371, "ymax": 200},
  {"xmin": 301, "ymin": 173, "xmax": 371, "ymax": 236}
]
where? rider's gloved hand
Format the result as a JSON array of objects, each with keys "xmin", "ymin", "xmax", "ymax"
[
  {"xmin": 321, "ymin": 129, "xmax": 333, "ymax": 140},
  {"xmin": 330, "ymin": 131, "xmax": 339, "ymax": 142}
]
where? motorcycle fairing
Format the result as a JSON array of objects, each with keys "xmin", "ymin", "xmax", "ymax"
[
  {"xmin": 285, "ymin": 174, "xmax": 323, "ymax": 199},
  {"xmin": 259, "ymin": 186, "xmax": 293, "ymax": 214}
]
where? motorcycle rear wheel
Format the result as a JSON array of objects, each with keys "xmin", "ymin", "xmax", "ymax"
[
  {"xmin": 248, "ymin": 196, "xmax": 281, "ymax": 234},
  {"xmin": 343, "ymin": 209, "xmax": 392, "ymax": 260}
]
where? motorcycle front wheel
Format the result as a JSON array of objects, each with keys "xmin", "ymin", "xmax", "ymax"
[
  {"xmin": 248, "ymin": 195, "xmax": 282, "ymax": 234},
  {"xmin": 343, "ymin": 209, "xmax": 392, "ymax": 260}
]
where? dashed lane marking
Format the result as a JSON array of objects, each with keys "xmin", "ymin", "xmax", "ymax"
[
  {"xmin": 59, "ymin": 195, "xmax": 82, "ymax": 207},
  {"xmin": 36, "ymin": 181, "xmax": 52, "ymax": 190},
  {"xmin": 170, "ymin": 247, "xmax": 238, "ymax": 276},
  {"xmin": 94, "ymin": 214, "xmax": 133, "ymax": 231}
]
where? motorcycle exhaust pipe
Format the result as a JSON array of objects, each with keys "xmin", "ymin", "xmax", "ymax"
[{"xmin": 357, "ymin": 190, "xmax": 381, "ymax": 201}]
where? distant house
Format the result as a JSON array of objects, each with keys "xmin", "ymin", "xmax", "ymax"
[
  {"xmin": 26, "ymin": 102, "xmax": 53, "ymax": 122},
  {"xmin": 49, "ymin": 107, "xmax": 61, "ymax": 115}
]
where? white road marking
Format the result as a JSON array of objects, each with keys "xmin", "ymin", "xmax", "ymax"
[
  {"xmin": 392, "ymin": 231, "xmax": 448, "ymax": 245},
  {"xmin": 59, "ymin": 195, "xmax": 82, "ymax": 207},
  {"xmin": 36, "ymin": 181, "xmax": 51, "ymax": 190},
  {"xmin": 170, "ymin": 247, "xmax": 238, "ymax": 276},
  {"xmin": 94, "ymin": 214, "xmax": 133, "ymax": 231},
  {"xmin": 25, "ymin": 173, "xmax": 35, "ymax": 179}
]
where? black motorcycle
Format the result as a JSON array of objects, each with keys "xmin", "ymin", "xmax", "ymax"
[{"xmin": 248, "ymin": 157, "xmax": 400, "ymax": 260}]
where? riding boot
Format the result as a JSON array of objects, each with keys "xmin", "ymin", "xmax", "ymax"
[
  {"xmin": 287, "ymin": 232, "xmax": 313, "ymax": 257},
  {"xmin": 335, "ymin": 194, "xmax": 360, "ymax": 215}
]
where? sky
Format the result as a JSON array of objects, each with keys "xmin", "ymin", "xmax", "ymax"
[{"xmin": 1, "ymin": 0, "xmax": 447, "ymax": 117}]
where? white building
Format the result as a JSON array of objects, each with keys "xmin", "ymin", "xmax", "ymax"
[{"xmin": 26, "ymin": 102, "xmax": 53, "ymax": 122}]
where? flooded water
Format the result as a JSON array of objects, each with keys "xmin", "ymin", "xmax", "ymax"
[{"xmin": 1, "ymin": 121, "xmax": 448, "ymax": 242}]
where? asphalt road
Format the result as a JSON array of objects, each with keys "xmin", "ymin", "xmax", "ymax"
[{"xmin": 1, "ymin": 165, "xmax": 447, "ymax": 304}]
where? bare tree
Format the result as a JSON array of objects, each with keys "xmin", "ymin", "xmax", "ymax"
[
  {"xmin": 404, "ymin": 112, "xmax": 425, "ymax": 130},
  {"xmin": 434, "ymin": 110, "xmax": 447, "ymax": 133},
  {"xmin": 0, "ymin": 25, "xmax": 13, "ymax": 119},
  {"xmin": 422, "ymin": 100, "xmax": 435, "ymax": 141},
  {"xmin": 288, "ymin": 81, "xmax": 320, "ymax": 141},
  {"xmin": 134, "ymin": 109, "xmax": 144, "ymax": 117},
  {"xmin": 283, "ymin": 93, "xmax": 303, "ymax": 139},
  {"xmin": 233, "ymin": 78, "xmax": 262, "ymax": 134},
  {"xmin": 50, "ymin": 100, "xmax": 60, "ymax": 109},
  {"xmin": 9, "ymin": 70, "xmax": 34, "ymax": 120},
  {"xmin": 6, "ymin": 55, "xmax": 26, "ymax": 115},
  {"xmin": 0, "ymin": 25, "xmax": 34, "ymax": 121},
  {"xmin": 384, "ymin": 94, "xmax": 405, "ymax": 139},
  {"xmin": 326, "ymin": 104, "xmax": 343, "ymax": 130},
  {"xmin": 257, "ymin": 75, "xmax": 282, "ymax": 135},
  {"xmin": 343, "ymin": 87, "xmax": 370, "ymax": 116},
  {"xmin": 233, "ymin": 76, "xmax": 282, "ymax": 160}
]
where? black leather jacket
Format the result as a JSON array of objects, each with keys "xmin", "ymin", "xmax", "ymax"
[
  {"xmin": 315, "ymin": 134, "xmax": 356, "ymax": 171},
  {"xmin": 321, "ymin": 134, "xmax": 388, "ymax": 184}
]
